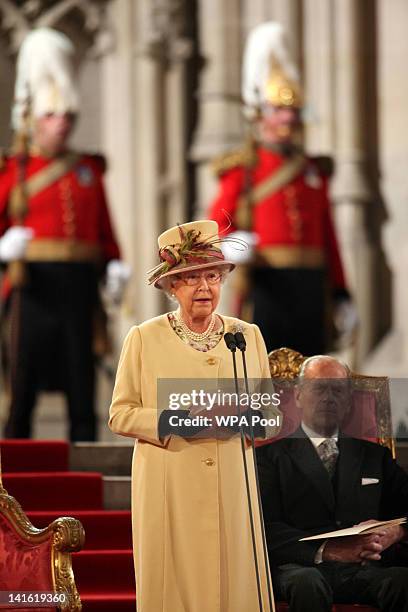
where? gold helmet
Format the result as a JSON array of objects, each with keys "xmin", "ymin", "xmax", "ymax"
[{"xmin": 265, "ymin": 61, "xmax": 302, "ymax": 108}]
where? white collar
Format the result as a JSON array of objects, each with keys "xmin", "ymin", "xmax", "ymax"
[{"xmin": 301, "ymin": 422, "xmax": 338, "ymax": 450}]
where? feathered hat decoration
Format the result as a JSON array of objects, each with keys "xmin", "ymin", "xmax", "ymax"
[{"xmin": 12, "ymin": 27, "xmax": 79, "ymax": 130}]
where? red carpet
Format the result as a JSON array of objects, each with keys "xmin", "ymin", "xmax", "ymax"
[
  {"xmin": 27, "ymin": 510, "xmax": 132, "ymax": 550},
  {"xmin": 2, "ymin": 472, "xmax": 103, "ymax": 510},
  {"xmin": 0, "ymin": 440, "xmax": 69, "ymax": 472},
  {"xmin": 0, "ymin": 440, "xmax": 135, "ymax": 611}
]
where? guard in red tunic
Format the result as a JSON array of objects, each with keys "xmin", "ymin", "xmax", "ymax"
[
  {"xmin": 208, "ymin": 22, "xmax": 357, "ymax": 355},
  {"xmin": 0, "ymin": 28, "xmax": 130, "ymax": 440}
]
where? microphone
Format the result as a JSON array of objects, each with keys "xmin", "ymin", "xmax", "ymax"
[
  {"xmin": 224, "ymin": 331, "xmax": 264, "ymax": 612},
  {"xmin": 224, "ymin": 332, "xmax": 237, "ymax": 352},
  {"xmin": 234, "ymin": 330, "xmax": 274, "ymax": 611},
  {"xmin": 234, "ymin": 332, "xmax": 246, "ymax": 351}
]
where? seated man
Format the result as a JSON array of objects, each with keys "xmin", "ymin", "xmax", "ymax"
[{"xmin": 257, "ymin": 355, "xmax": 408, "ymax": 612}]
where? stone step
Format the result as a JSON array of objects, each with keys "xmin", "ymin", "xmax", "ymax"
[
  {"xmin": 71, "ymin": 440, "xmax": 408, "ymax": 474},
  {"xmin": 71, "ymin": 442, "xmax": 133, "ymax": 476},
  {"xmin": 103, "ymin": 475, "xmax": 131, "ymax": 510},
  {"xmin": 98, "ymin": 442, "xmax": 408, "ymax": 511}
]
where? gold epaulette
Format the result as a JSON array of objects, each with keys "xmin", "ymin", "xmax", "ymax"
[
  {"xmin": 310, "ymin": 155, "xmax": 335, "ymax": 178},
  {"xmin": 211, "ymin": 145, "xmax": 258, "ymax": 177}
]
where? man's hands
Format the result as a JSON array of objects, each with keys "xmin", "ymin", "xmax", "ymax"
[
  {"xmin": 322, "ymin": 523, "xmax": 406, "ymax": 563},
  {"xmin": 333, "ymin": 298, "xmax": 359, "ymax": 348},
  {"xmin": 371, "ymin": 524, "xmax": 406, "ymax": 554},
  {"xmin": 105, "ymin": 259, "xmax": 131, "ymax": 304},
  {"xmin": 0, "ymin": 226, "xmax": 34, "ymax": 261},
  {"xmin": 323, "ymin": 534, "xmax": 383, "ymax": 563}
]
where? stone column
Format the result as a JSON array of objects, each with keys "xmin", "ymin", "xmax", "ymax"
[
  {"xmin": 162, "ymin": 25, "xmax": 192, "ymax": 229},
  {"xmin": 303, "ymin": 0, "xmax": 335, "ymax": 153},
  {"xmin": 124, "ymin": 0, "xmax": 192, "ymax": 321},
  {"xmin": 99, "ymin": 0, "xmax": 139, "ymax": 333},
  {"xmin": 368, "ymin": 0, "xmax": 408, "ymax": 374},
  {"xmin": 191, "ymin": 0, "xmax": 243, "ymax": 217},
  {"xmin": 270, "ymin": 0, "xmax": 303, "ymax": 69},
  {"xmin": 331, "ymin": 0, "xmax": 384, "ymax": 364},
  {"xmin": 242, "ymin": 0, "xmax": 271, "ymax": 35}
]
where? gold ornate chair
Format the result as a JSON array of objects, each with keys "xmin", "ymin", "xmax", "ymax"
[
  {"xmin": 267, "ymin": 347, "xmax": 394, "ymax": 612},
  {"xmin": 0, "ymin": 450, "xmax": 84, "ymax": 611},
  {"xmin": 267, "ymin": 347, "xmax": 394, "ymax": 456}
]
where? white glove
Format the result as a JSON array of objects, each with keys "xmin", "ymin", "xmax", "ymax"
[
  {"xmin": 0, "ymin": 226, "xmax": 34, "ymax": 262},
  {"xmin": 334, "ymin": 299, "xmax": 359, "ymax": 335},
  {"xmin": 221, "ymin": 231, "xmax": 259, "ymax": 265},
  {"xmin": 105, "ymin": 259, "xmax": 131, "ymax": 304}
]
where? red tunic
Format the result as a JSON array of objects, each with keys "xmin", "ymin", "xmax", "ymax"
[
  {"xmin": 0, "ymin": 152, "xmax": 120, "ymax": 262},
  {"xmin": 209, "ymin": 146, "xmax": 346, "ymax": 292}
]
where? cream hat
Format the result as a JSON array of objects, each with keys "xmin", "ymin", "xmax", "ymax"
[{"xmin": 149, "ymin": 220, "xmax": 235, "ymax": 289}]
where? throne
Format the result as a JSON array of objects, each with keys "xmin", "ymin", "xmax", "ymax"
[
  {"xmin": 0, "ymin": 450, "xmax": 84, "ymax": 611},
  {"xmin": 267, "ymin": 347, "xmax": 395, "ymax": 612}
]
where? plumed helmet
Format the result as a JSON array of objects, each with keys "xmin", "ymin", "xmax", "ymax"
[
  {"xmin": 242, "ymin": 21, "xmax": 302, "ymax": 116},
  {"xmin": 12, "ymin": 27, "xmax": 79, "ymax": 130}
]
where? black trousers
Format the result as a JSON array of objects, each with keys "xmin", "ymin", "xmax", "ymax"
[
  {"xmin": 250, "ymin": 267, "xmax": 327, "ymax": 355},
  {"xmin": 274, "ymin": 561, "xmax": 408, "ymax": 612},
  {"xmin": 3, "ymin": 262, "xmax": 98, "ymax": 441}
]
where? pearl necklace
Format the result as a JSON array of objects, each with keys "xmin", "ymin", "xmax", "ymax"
[{"xmin": 175, "ymin": 310, "xmax": 217, "ymax": 342}]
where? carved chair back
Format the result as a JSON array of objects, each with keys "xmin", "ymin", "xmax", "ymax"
[{"xmin": 267, "ymin": 347, "xmax": 395, "ymax": 456}]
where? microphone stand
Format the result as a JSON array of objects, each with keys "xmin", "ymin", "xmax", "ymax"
[
  {"xmin": 234, "ymin": 332, "xmax": 274, "ymax": 611},
  {"xmin": 223, "ymin": 333, "xmax": 263, "ymax": 612}
]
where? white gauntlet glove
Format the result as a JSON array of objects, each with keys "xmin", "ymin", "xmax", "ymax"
[
  {"xmin": 221, "ymin": 230, "xmax": 259, "ymax": 265},
  {"xmin": 334, "ymin": 299, "xmax": 359, "ymax": 336},
  {"xmin": 0, "ymin": 227, "xmax": 34, "ymax": 262},
  {"xmin": 105, "ymin": 259, "xmax": 132, "ymax": 304},
  {"xmin": 334, "ymin": 298, "xmax": 359, "ymax": 348}
]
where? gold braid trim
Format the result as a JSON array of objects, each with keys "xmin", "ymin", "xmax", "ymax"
[{"xmin": 211, "ymin": 145, "xmax": 258, "ymax": 177}]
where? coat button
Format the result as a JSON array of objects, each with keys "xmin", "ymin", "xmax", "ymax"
[
  {"xmin": 203, "ymin": 458, "xmax": 215, "ymax": 467},
  {"xmin": 206, "ymin": 358, "xmax": 216, "ymax": 365}
]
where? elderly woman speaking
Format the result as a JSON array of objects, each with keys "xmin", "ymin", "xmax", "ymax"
[{"xmin": 109, "ymin": 220, "xmax": 279, "ymax": 612}]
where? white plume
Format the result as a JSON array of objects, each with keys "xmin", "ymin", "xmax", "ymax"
[
  {"xmin": 242, "ymin": 21, "xmax": 299, "ymax": 109},
  {"xmin": 12, "ymin": 27, "xmax": 79, "ymax": 130}
]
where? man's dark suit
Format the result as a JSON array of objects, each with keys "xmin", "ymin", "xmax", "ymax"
[{"xmin": 257, "ymin": 428, "xmax": 408, "ymax": 611}]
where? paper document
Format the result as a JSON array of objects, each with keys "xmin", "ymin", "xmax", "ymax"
[{"xmin": 300, "ymin": 517, "xmax": 407, "ymax": 541}]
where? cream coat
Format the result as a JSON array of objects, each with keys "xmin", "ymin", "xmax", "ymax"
[{"xmin": 109, "ymin": 314, "xmax": 279, "ymax": 612}]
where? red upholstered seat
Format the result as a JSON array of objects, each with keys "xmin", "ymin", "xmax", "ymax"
[
  {"xmin": 0, "ymin": 449, "xmax": 84, "ymax": 611},
  {"xmin": 0, "ymin": 513, "xmax": 53, "ymax": 611}
]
